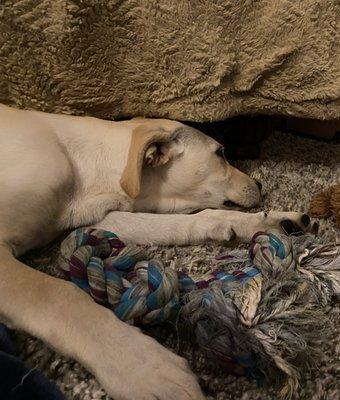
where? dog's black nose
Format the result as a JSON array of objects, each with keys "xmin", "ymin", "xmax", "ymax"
[
  {"xmin": 255, "ymin": 180, "xmax": 262, "ymax": 191},
  {"xmin": 300, "ymin": 214, "xmax": 310, "ymax": 227}
]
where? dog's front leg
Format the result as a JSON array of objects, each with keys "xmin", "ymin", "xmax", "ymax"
[
  {"xmin": 0, "ymin": 245, "xmax": 204, "ymax": 400},
  {"xmin": 94, "ymin": 210, "xmax": 310, "ymax": 245},
  {"xmin": 93, "ymin": 211, "xmax": 237, "ymax": 245},
  {"xmin": 61, "ymin": 193, "xmax": 133, "ymax": 229}
]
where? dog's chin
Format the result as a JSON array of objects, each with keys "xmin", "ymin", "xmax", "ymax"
[
  {"xmin": 222, "ymin": 200, "xmax": 246, "ymax": 210},
  {"xmin": 187, "ymin": 198, "xmax": 259, "ymax": 214},
  {"xmin": 223, "ymin": 194, "xmax": 262, "ymax": 210}
]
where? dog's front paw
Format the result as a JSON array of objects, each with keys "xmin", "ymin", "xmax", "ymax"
[
  {"xmin": 84, "ymin": 311, "xmax": 205, "ymax": 400},
  {"xmin": 195, "ymin": 209, "xmax": 313, "ymax": 243},
  {"xmin": 262, "ymin": 211, "xmax": 313, "ymax": 236}
]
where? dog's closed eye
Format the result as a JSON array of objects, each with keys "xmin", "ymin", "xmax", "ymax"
[
  {"xmin": 216, "ymin": 146, "xmax": 226, "ymax": 160},
  {"xmin": 216, "ymin": 146, "xmax": 227, "ymax": 162}
]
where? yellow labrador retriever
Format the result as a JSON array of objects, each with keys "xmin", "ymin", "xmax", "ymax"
[{"xmin": 0, "ymin": 104, "xmax": 311, "ymax": 400}]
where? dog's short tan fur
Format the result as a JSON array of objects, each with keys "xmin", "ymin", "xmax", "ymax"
[{"xmin": 0, "ymin": 104, "xmax": 311, "ymax": 400}]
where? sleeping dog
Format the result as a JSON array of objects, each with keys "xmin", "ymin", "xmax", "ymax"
[{"xmin": 0, "ymin": 104, "xmax": 311, "ymax": 400}]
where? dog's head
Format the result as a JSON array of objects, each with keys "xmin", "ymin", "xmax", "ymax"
[{"xmin": 121, "ymin": 119, "xmax": 261, "ymax": 213}]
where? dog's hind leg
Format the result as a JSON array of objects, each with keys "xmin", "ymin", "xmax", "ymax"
[{"xmin": 0, "ymin": 244, "xmax": 205, "ymax": 400}]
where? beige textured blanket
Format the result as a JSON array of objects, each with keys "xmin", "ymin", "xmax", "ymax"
[{"xmin": 0, "ymin": 0, "xmax": 339, "ymax": 121}]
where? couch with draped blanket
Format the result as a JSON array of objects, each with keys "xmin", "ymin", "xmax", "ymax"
[{"xmin": 0, "ymin": 0, "xmax": 339, "ymax": 122}]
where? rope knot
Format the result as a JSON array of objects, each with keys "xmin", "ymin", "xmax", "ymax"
[
  {"xmin": 249, "ymin": 231, "xmax": 295, "ymax": 277},
  {"xmin": 115, "ymin": 260, "xmax": 180, "ymax": 324},
  {"xmin": 59, "ymin": 228, "xmax": 180, "ymax": 324}
]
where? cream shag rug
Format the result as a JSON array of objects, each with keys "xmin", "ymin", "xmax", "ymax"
[{"xmin": 18, "ymin": 131, "xmax": 340, "ymax": 400}]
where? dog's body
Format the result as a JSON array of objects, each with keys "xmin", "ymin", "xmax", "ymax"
[{"xmin": 0, "ymin": 104, "xmax": 311, "ymax": 400}]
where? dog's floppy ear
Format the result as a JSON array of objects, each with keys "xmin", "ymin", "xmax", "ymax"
[{"xmin": 120, "ymin": 123, "xmax": 183, "ymax": 199}]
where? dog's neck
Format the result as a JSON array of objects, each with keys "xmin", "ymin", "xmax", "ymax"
[{"xmin": 47, "ymin": 114, "xmax": 133, "ymax": 197}]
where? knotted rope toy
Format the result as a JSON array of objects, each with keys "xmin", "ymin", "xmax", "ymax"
[{"xmin": 59, "ymin": 228, "xmax": 340, "ymax": 398}]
